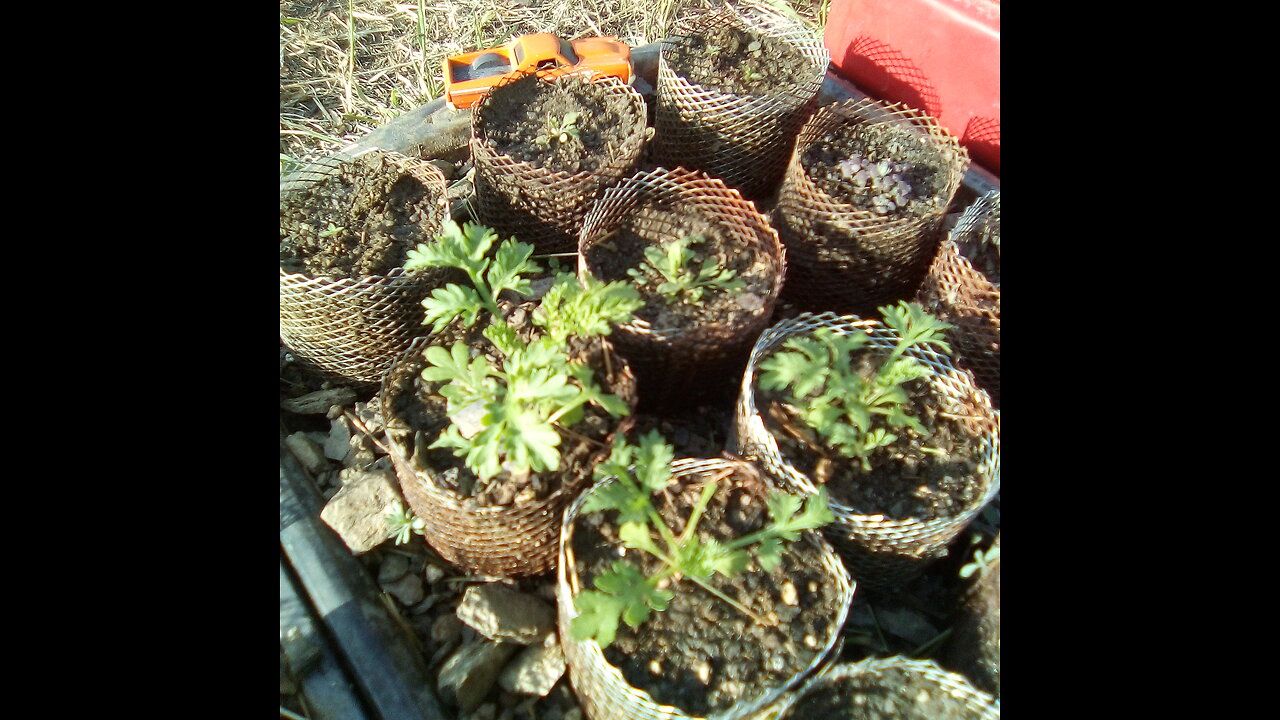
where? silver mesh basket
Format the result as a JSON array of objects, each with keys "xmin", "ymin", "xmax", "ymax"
[
  {"xmin": 557, "ymin": 458, "xmax": 854, "ymax": 720},
  {"xmin": 732, "ymin": 312, "xmax": 999, "ymax": 589}
]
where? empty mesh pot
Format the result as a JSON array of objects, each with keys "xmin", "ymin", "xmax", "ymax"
[
  {"xmin": 279, "ymin": 150, "xmax": 451, "ymax": 384},
  {"xmin": 773, "ymin": 98, "xmax": 969, "ymax": 316},
  {"xmin": 649, "ymin": 0, "xmax": 828, "ymax": 200}
]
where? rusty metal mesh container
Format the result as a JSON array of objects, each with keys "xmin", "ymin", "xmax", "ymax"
[
  {"xmin": 279, "ymin": 151, "xmax": 450, "ymax": 384},
  {"xmin": 918, "ymin": 191, "xmax": 1001, "ymax": 407},
  {"xmin": 557, "ymin": 458, "xmax": 854, "ymax": 720},
  {"xmin": 774, "ymin": 99, "xmax": 969, "ymax": 316},
  {"xmin": 771, "ymin": 658, "xmax": 1000, "ymax": 720},
  {"xmin": 380, "ymin": 333, "xmax": 637, "ymax": 578},
  {"xmin": 577, "ymin": 167, "xmax": 786, "ymax": 411},
  {"xmin": 649, "ymin": 0, "xmax": 829, "ymax": 200},
  {"xmin": 732, "ymin": 312, "xmax": 999, "ymax": 590},
  {"xmin": 471, "ymin": 71, "xmax": 650, "ymax": 255}
]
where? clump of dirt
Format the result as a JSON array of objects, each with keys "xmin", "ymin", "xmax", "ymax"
[
  {"xmin": 280, "ymin": 153, "xmax": 444, "ymax": 277},
  {"xmin": 754, "ymin": 344, "xmax": 987, "ymax": 522},
  {"xmin": 476, "ymin": 72, "xmax": 646, "ymax": 175},
  {"xmin": 584, "ymin": 202, "xmax": 778, "ymax": 334},
  {"xmin": 801, "ymin": 122, "xmax": 950, "ymax": 219},
  {"xmin": 665, "ymin": 24, "xmax": 813, "ymax": 94},
  {"xmin": 570, "ymin": 464, "xmax": 845, "ymax": 717}
]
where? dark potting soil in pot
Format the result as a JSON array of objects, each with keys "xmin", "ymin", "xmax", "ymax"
[
  {"xmin": 665, "ymin": 24, "xmax": 812, "ymax": 95},
  {"xmin": 384, "ymin": 300, "xmax": 625, "ymax": 508},
  {"xmin": 571, "ymin": 464, "xmax": 844, "ymax": 717},
  {"xmin": 280, "ymin": 156, "xmax": 445, "ymax": 277},
  {"xmin": 584, "ymin": 203, "xmax": 778, "ymax": 333},
  {"xmin": 800, "ymin": 122, "xmax": 950, "ymax": 220},
  {"xmin": 478, "ymin": 72, "xmax": 645, "ymax": 175},
  {"xmin": 781, "ymin": 665, "xmax": 984, "ymax": 720},
  {"xmin": 755, "ymin": 349, "xmax": 985, "ymax": 522}
]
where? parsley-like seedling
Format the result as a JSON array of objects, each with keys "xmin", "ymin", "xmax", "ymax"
[
  {"xmin": 404, "ymin": 220, "xmax": 539, "ymax": 333},
  {"xmin": 318, "ymin": 222, "xmax": 345, "ymax": 238},
  {"xmin": 534, "ymin": 111, "xmax": 582, "ymax": 147},
  {"xmin": 404, "ymin": 220, "xmax": 643, "ymax": 482},
  {"xmin": 625, "ymin": 234, "xmax": 745, "ymax": 306},
  {"xmin": 756, "ymin": 301, "xmax": 954, "ymax": 471},
  {"xmin": 570, "ymin": 431, "xmax": 834, "ymax": 648}
]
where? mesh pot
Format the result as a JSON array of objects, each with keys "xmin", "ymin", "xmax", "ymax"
[
  {"xmin": 577, "ymin": 167, "xmax": 786, "ymax": 411},
  {"xmin": 917, "ymin": 191, "xmax": 1001, "ymax": 407},
  {"xmin": 471, "ymin": 71, "xmax": 649, "ymax": 255},
  {"xmin": 379, "ymin": 330, "xmax": 638, "ymax": 579},
  {"xmin": 557, "ymin": 458, "xmax": 854, "ymax": 720},
  {"xmin": 732, "ymin": 312, "xmax": 1000, "ymax": 590},
  {"xmin": 649, "ymin": 0, "xmax": 828, "ymax": 200},
  {"xmin": 771, "ymin": 658, "xmax": 999, "ymax": 720},
  {"xmin": 773, "ymin": 99, "xmax": 969, "ymax": 316},
  {"xmin": 279, "ymin": 151, "xmax": 450, "ymax": 384}
]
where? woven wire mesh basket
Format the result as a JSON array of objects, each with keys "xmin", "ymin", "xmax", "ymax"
[
  {"xmin": 557, "ymin": 458, "xmax": 854, "ymax": 720},
  {"xmin": 649, "ymin": 0, "xmax": 829, "ymax": 200},
  {"xmin": 471, "ymin": 71, "xmax": 649, "ymax": 255},
  {"xmin": 773, "ymin": 99, "xmax": 969, "ymax": 316},
  {"xmin": 577, "ymin": 166, "xmax": 786, "ymax": 411},
  {"xmin": 731, "ymin": 312, "xmax": 999, "ymax": 590},
  {"xmin": 279, "ymin": 150, "xmax": 450, "ymax": 384},
  {"xmin": 917, "ymin": 191, "xmax": 1001, "ymax": 407},
  {"xmin": 380, "ymin": 331, "xmax": 637, "ymax": 578},
  {"xmin": 771, "ymin": 657, "xmax": 1000, "ymax": 719}
]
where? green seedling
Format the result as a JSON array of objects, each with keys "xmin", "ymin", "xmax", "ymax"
[
  {"xmin": 318, "ymin": 222, "xmax": 345, "ymax": 238},
  {"xmin": 535, "ymin": 111, "xmax": 582, "ymax": 147},
  {"xmin": 405, "ymin": 219, "xmax": 642, "ymax": 482},
  {"xmin": 405, "ymin": 219, "xmax": 540, "ymax": 333},
  {"xmin": 626, "ymin": 234, "xmax": 745, "ymax": 306},
  {"xmin": 384, "ymin": 500, "xmax": 426, "ymax": 545},
  {"xmin": 757, "ymin": 301, "xmax": 953, "ymax": 471},
  {"xmin": 570, "ymin": 431, "xmax": 834, "ymax": 648},
  {"xmin": 959, "ymin": 537, "xmax": 999, "ymax": 579}
]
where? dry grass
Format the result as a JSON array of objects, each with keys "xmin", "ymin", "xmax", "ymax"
[{"xmin": 279, "ymin": 0, "xmax": 826, "ymax": 173}]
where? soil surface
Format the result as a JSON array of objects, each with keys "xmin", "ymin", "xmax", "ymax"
[
  {"xmin": 801, "ymin": 122, "xmax": 950, "ymax": 220},
  {"xmin": 754, "ymin": 345, "xmax": 986, "ymax": 522},
  {"xmin": 584, "ymin": 202, "xmax": 778, "ymax": 334},
  {"xmin": 779, "ymin": 665, "xmax": 984, "ymax": 720},
  {"xmin": 570, "ymin": 463, "xmax": 845, "ymax": 717},
  {"xmin": 382, "ymin": 299, "xmax": 629, "ymax": 508},
  {"xmin": 280, "ymin": 153, "xmax": 445, "ymax": 277},
  {"xmin": 477, "ymin": 72, "xmax": 645, "ymax": 175},
  {"xmin": 665, "ymin": 24, "xmax": 814, "ymax": 95}
]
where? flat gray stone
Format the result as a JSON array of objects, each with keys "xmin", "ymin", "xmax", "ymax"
[
  {"xmin": 456, "ymin": 584, "xmax": 555, "ymax": 645},
  {"xmin": 325, "ymin": 415, "xmax": 353, "ymax": 460},
  {"xmin": 318, "ymin": 467, "xmax": 403, "ymax": 553},
  {"xmin": 382, "ymin": 573, "xmax": 425, "ymax": 606},
  {"xmin": 498, "ymin": 633, "xmax": 565, "ymax": 697},
  {"xmin": 377, "ymin": 553, "xmax": 410, "ymax": 584},
  {"xmin": 437, "ymin": 639, "xmax": 517, "ymax": 714},
  {"xmin": 281, "ymin": 387, "xmax": 358, "ymax": 414},
  {"xmin": 284, "ymin": 432, "xmax": 329, "ymax": 475}
]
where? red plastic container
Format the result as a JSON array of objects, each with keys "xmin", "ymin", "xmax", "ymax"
[{"xmin": 824, "ymin": 0, "xmax": 1000, "ymax": 176}]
